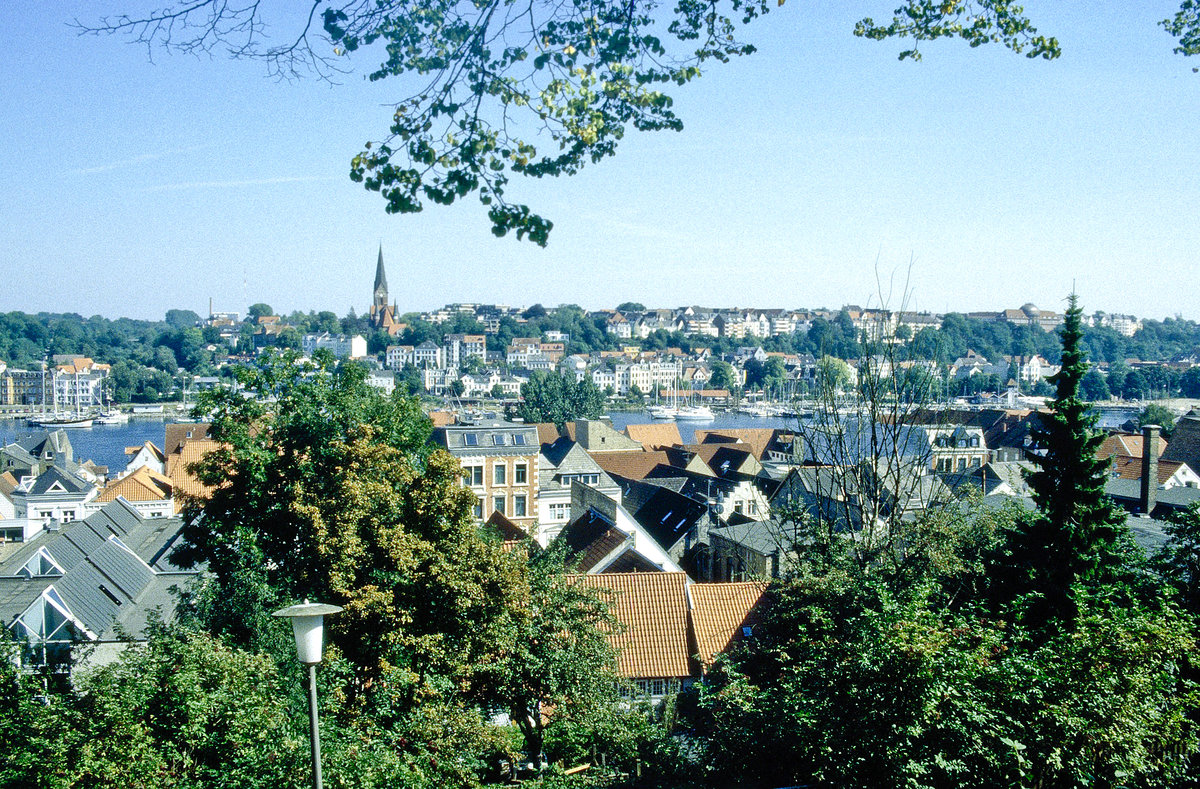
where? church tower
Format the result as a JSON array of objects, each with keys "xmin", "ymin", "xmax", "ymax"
[{"xmin": 372, "ymin": 245, "xmax": 388, "ymax": 316}]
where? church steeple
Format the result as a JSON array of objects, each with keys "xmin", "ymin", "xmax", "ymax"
[{"xmin": 373, "ymin": 245, "xmax": 388, "ymax": 310}]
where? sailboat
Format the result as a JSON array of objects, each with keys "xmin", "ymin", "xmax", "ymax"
[{"xmin": 28, "ymin": 367, "xmax": 93, "ymax": 428}]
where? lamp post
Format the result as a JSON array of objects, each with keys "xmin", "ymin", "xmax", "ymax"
[{"xmin": 272, "ymin": 600, "xmax": 342, "ymax": 789}]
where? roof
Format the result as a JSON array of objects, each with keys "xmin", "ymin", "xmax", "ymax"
[
  {"xmin": 560, "ymin": 509, "xmax": 631, "ymax": 572},
  {"xmin": 165, "ymin": 439, "xmax": 221, "ymax": 501},
  {"xmin": 693, "ymin": 428, "xmax": 778, "ymax": 461},
  {"xmin": 95, "ymin": 466, "xmax": 174, "ymax": 504},
  {"xmin": 574, "ymin": 572, "xmax": 694, "ymax": 679},
  {"xmin": 164, "ymin": 423, "xmax": 212, "ymax": 456},
  {"xmin": 591, "ymin": 450, "xmax": 673, "ymax": 481},
  {"xmin": 432, "ymin": 421, "xmax": 540, "ymax": 456},
  {"xmin": 618, "ymin": 478, "xmax": 709, "ymax": 552},
  {"xmin": 689, "ymin": 581, "xmax": 768, "ymax": 665},
  {"xmin": 22, "ymin": 466, "xmax": 93, "ymax": 497},
  {"xmin": 124, "ymin": 441, "xmax": 167, "ymax": 463},
  {"xmin": 1097, "ymin": 433, "xmax": 1166, "ymax": 461},
  {"xmin": 484, "ymin": 509, "xmax": 529, "ymax": 542},
  {"xmin": 1162, "ymin": 411, "xmax": 1200, "ymax": 474},
  {"xmin": 623, "ymin": 422, "xmax": 683, "ymax": 451},
  {"xmin": 1104, "ymin": 450, "xmax": 1190, "ymax": 482}
]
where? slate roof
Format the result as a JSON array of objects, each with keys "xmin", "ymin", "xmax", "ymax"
[
  {"xmin": 22, "ymin": 466, "xmax": 93, "ymax": 496},
  {"xmin": 559, "ymin": 509, "xmax": 630, "ymax": 572},
  {"xmin": 689, "ymin": 581, "xmax": 768, "ymax": 665},
  {"xmin": 618, "ymin": 478, "xmax": 709, "ymax": 552},
  {"xmin": 432, "ymin": 421, "xmax": 540, "ymax": 456},
  {"xmin": 1162, "ymin": 410, "xmax": 1200, "ymax": 476},
  {"xmin": 164, "ymin": 423, "xmax": 212, "ymax": 456},
  {"xmin": 574, "ymin": 572, "xmax": 694, "ymax": 679},
  {"xmin": 0, "ymin": 500, "xmax": 198, "ymax": 648},
  {"xmin": 1106, "ymin": 477, "xmax": 1200, "ymax": 517}
]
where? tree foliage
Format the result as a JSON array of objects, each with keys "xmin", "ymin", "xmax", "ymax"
[
  {"xmin": 91, "ymin": 2, "xmax": 1200, "ymax": 242},
  {"xmin": 517, "ymin": 370, "xmax": 604, "ymax": 428}
]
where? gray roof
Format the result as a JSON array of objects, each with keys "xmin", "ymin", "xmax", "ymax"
[
  {"xmin": 0, "ymin": 500, "xmax": 198, "ymax": 647},
  {"xmin": 24, "ymin": 465, "xmax": 92, "ymax": 496},
  {"xmin": 434, "ymin": 421, "xmax": 539, "ymax": 456}
]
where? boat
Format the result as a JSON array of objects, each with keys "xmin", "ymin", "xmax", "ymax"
[
  {"xmin": 674, "ymin": 404, "xmax": 714, "ymax": 421},
  {"xmin": 28, "ymin": 414, "xmax": 94, "ymax": 429},
  {"xmin": 95, "ymin": 410, "xmax": 129, "ymax": 425},
  {"xmin": 648, "ymin": 404, "xmax": 677, "ymax": 420}
]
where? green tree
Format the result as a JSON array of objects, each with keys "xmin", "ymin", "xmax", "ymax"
[
  {"xmin": 490, "ymin": 382, "xmax": 506, "ymax": 399},
  {"xmin": 164, "ymin": 308, "xmax": 201, "ymax": 329},
  {"xmin": 482, "ymin": 544, "xmax": 619, "ymax": 769},
  {"xmin": 517, "ymin": 371, "xmax": 604, "ymax": 428},
  {"xmin": 1079, "ymin": 365, "xmax": 1111, "ymax": 401},
  {"xmin": 1139, "ymin": 403, "xmax": 1179, "ymax": 439},
  {"xmin": 993, "ymin": 295, "xmax": 1129, "ymax": 630},
  {"xmin": 708, "ymin": 360, "xmax": 735, "ymax": 391},
  {"xmin": 179, "ymin": 352, "xmax": 523, "ymax": 697},
  {"xmin": 1181, "ymin": 366, "xmax": 1200, "ymax": 398},
  {"xmin": 615, "ymin": 302, "xmax": 645, "ymax": 313},
  {"xmin": 247, "ymin": 302, "xmax": 274, "ymax": 320}
]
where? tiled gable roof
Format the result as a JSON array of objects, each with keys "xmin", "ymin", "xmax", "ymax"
[
  {"xmin": 165, "ymin": 439, "xmax": 221, "ymax": 501},
  {"xmin": 1109, "ymin": 454, "xmax": 1191, "ymax": 485},
  {"xmin": 164, "ymin": 423, "xmax": 212, "ymax": 456},
  {"xmin": 693, "ymin": 428, "xmax": 777, "ymax": 461},
  {"xmin": 623, "ymin": 422, "xmax": 682, "ymax": 451},
  {"xmin": 96, "ymin": 466, "xmax": 174, "ymax": 504},
  {"xmin": 574, "ymin": 571, "xmax": 693, "ymax": 679},
  {"xmin": 591, "ymin": 450, "xmax": 673, "ymax": 481},
  {"xmin": 1097, "ymin": 433, "xmax": 1166, "ymax": 461},
  {"xmin": 689, "ymin": 581, "xmax": 768, "ymax": 666}
]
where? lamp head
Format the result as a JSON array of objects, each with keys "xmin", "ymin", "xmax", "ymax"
[{"xmin": 271, "ymin": 600, "xmax": 343, "ymax": 665}]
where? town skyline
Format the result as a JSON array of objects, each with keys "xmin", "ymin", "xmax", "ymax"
[{"xmin": 3, "ymin": 4, "xmax": 1198, "ymax": 321}]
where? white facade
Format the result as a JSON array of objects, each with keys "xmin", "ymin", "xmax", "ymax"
[{"xmin": 302, "ymin": 333, "xmax": 367, "ymax": 359}]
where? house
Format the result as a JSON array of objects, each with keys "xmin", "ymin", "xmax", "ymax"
[
  {"xmin": 91, "ymin": 466, "xmax": 175, "ymax": 518},
  {"xmin": 1161, "ymin": 409, "xmax": 1200, "ymax": 477},
  {"xmin": 301, "ymin": 332, "xmax": 368, "ymax": 359},
  {"xmin": 537, "ymin": 438, "xmax": 623, "ymax": 544},
  {"xmin": 123, "ymin": 441, "xmax": 167, "ymax": 477},
  {"xmin": 11, "ymin": 466, "xmax": 99, "ymax": 527},
  {"xmin": 53, "ymin": 357, "xmax": 111, "ymax": 410},
  {"xmin": 432, "ymin": 420, "xmax": 540, "ymax": 532},
  {"xmin": 0, "ymin": 498, "xmax": 200, "ymax": 669},
  {"xmin": 573, "ymin": 572, "xmax": 694, "ymax": 700}
]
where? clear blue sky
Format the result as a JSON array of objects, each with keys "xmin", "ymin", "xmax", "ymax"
[{"xmin": 2, "ymin": 2, "xmax": 1197, "ymax": 322}]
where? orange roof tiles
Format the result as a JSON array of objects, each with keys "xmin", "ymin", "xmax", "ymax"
[
  {"xmin": 591, "ymin": 450, "xmax": 672, "ymax": 481},
  {"xmin": 1109, "ymin": 454, "xmax": 1190, "ymax": 485},
  {"xmin": 96, "ymin": 466, "xmax": 174, "ymax": 504},
  {"xmin": 166, "ymin": 439, "xmax": 221, "ymax": 502},
  {"xmin": 165, "ymin": 423, "xmax": 212, "ymax": 456},
  {"xmin": 427, "ymin": 410, "xmax": 456, "ymax": 427},
  {"xmin": 693, "ymin": 428, "xmax": 778, "ymax": 461},
  {"xmin": 623, "ymin": 422, "xmax": 682, "ymax": 450},
  {"xmin": 1097, "ymin": 433, "xmax": 1167, "ymax": 461},
  {"xmin": 689, "ymin": 581, "xmax": 768, "ymax": 666},
  {"xmin": 574, "ymin": 572, "xmax": 693, "ymax": 679}
]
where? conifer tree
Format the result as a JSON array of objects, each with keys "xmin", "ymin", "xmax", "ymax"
[{"xmin": 997, "ymin": 294, "xmax": 1128, "ymax": 627}]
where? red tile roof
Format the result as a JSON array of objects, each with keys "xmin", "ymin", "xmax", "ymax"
[
  {"xmin": 574, "ymin": 572, "xmax": 694, "ymax": 679},
  {"xmin": 689, "ymin": 582, "xmax": 768, "ymax": 666},
  {"xmin": 623, "ymin": 422, "xmax": 683, "ymax": 450}
]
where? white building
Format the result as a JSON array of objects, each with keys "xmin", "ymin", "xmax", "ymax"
[{"xmin": 301, "ymin": 333, "xmax": 367, "ymax": 359}]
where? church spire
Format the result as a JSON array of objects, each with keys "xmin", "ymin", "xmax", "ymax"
[{"xmin": 373, "ymin": 244, "xmax": 388, "ymax": 298}]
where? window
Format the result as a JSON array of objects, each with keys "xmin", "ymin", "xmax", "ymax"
[
  {"xmin": 514, "ymin": 463, "xmax": 527, "ymax": 484},
  {"xmin": 513, "ymin": 495, "xmax": 527, "ymax": 517},
  {"xmin": 491, "ymin": 433, "xmax": 506, "ymax": 446},
  {"xmin": 473, "ymin": 498, "xmax": 483, "ymax": 519},
  {"xmin": 549, "ymin": 502, "xmax": 570, "ymax": 521},
  {"xmin": 493, "ymin": 496, "xmax": 505, "ymax": 515},
  {"xmin": 463, "ymin": 466, "xmax": 484, "ymax": 486},
  {"xmin": 463, "ymin": 433, "xmax": 478, "ymax": 447},
  {"xmin": 512, "ymin": 433, "xmax": 526, "ymax": 446},
  {"xmin": 494, "ymin": 464, "xmax": 506, "ymax": 485}
]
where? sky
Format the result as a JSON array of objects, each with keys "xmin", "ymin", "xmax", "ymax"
[{"xmin": 2, "ymin": 2, "xmax": 1198, "ymax": 323}]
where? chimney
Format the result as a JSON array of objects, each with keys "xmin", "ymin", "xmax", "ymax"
[{"xmin": 1140, "ymin": 424, "xmax": 1160, "ymax": 515}]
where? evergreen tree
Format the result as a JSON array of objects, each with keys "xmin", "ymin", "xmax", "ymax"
[{"xmin": 996, "ymin": 294, "xmax": 1129, "ymax": 628}]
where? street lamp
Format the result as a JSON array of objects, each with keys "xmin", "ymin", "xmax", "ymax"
[{"xmin": 273, "ymin": 600, "xmax": 343, "ymax": 789}]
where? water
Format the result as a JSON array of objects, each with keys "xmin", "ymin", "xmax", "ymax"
[
  {"xmin": 0, "ymin": 418, "xmax": 176, "ymax": 474},
  {"xmin": 604, "ymin": 410, "xmax": 798, "ymax": 444}
]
